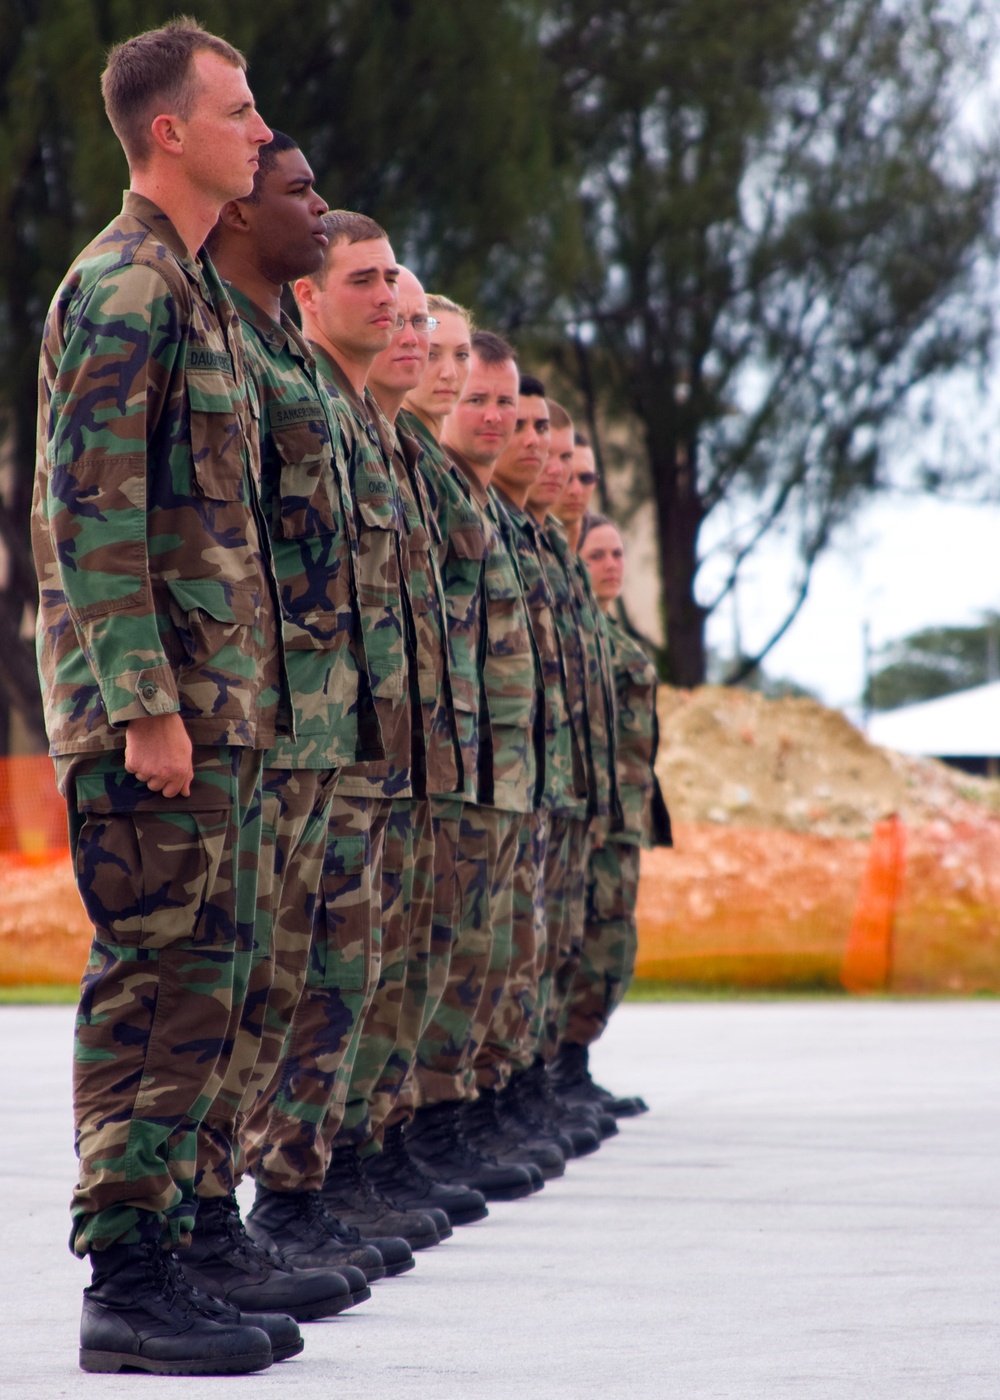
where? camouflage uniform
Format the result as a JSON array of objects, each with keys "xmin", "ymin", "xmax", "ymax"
[
  {"xmin": 32, "ymin": 193, "xmax": 287, "ymax": 1255},
  {"xmin": 533, "ymin": 521, "xmax": 620, "ymax": 1062},
  {"xmin": 199, "ymin": 289, "xmax": 379, "ymax": 1199},
  {"xmin": 244, "ymin": 345, "xmax": 414, "ymax": 1192},
  {"xmin": 400, "ymin": 415, "xmax": 492, "ymax": 1109},
  {"xmin": 337, "ymin": 419, "xmax": 463, "ymax": 1150},
  {"xmin": 563, "ymin": 617, "xmax": 658, "ymax": 1044},
  {"xmin": 476, "ymin": 489, "xmax": 579, "ymax": 1088},
  {"xmin": 462, "ymin": 476, "xmax": 540, "ymax": 1097},
  {"xmin": 413, "ymin": 445, "xmax": 544, "ymax": 1106}
]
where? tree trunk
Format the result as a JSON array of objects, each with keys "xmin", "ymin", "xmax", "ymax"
[
  {"xmin": 0, "ymin": 396, "xmax": 46, "ymax": 749},
  {"xmin": 647, "ymin": 428, "xmax": 708, "ymax": 688}
]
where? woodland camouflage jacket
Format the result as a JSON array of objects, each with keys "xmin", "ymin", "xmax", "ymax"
[{"xmin": 33, "ymin": 194, "xmax": 288, "ymax": 756}]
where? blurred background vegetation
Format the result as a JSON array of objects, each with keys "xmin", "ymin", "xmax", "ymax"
[{"xmin": 2, "ymin": 0, "xmax": 999, "ymax": 749}]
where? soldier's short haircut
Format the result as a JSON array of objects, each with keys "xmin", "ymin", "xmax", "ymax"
[
  {"xmin": 427, "ymin": 293, "xmax": 475, "ymax": 329},
  {"xmin": 307, "ymin": 210, "xmax": 391, "ymax": 286},
  {"xmin": 547, "ymin": 399, "xmax": 573, "ymax": 430},
  {"xmin": 574, "ymin": 429, "xmax": 591, "ymax": 448},
  {"xmin": 519, "ymin": 373, "xmax": 546, "ymax": 399},
  {"xmin": 243, "ymin": 130, "xmax": 300, "ymax": 205},
  {"xmin": 322, "ymin": 210, "xmax": 389, "ymax": 247},
  {"xmin": 102, "ymin": 17, "xmax": 246, "ymax": 168},
  {"xmin": 471, "ymin": 330, "xmax": 517, "ymax": 366}
]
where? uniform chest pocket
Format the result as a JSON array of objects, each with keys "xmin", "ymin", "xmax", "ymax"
[
  {"xmin": 187, "ymin": 370, "xmax": 246, "ymax": 502},
  {"xmin": 272, "ymin": 422, "xmax": 339, "ymax": 538},
  {"xmin": 442, "ymin": 527, "xmax": 486, "ymax": 596},
  {"xmin": 619, "ymin": 652, "xmax": 657, "ymax": 711},
  {"xmin": 355, "ymin": 494, "xmax": 401, "ymax": 605},
  {"xmin": 484, "ymin": 557, "xmax": 531, "ymax": 657},
  {"xmin": 405, "ymin": 524, "xmax": 434, "ymax": 615}
]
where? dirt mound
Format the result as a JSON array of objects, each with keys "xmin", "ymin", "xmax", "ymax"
[{"xmin": 656, "ymin": 686, "xmax": 1000, "ymax": 839}]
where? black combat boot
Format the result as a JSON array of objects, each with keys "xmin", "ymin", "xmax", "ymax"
[
  {"xmin": 499, "ymin": 1060, "xmax": 604, "ymax": 1156},
  {"xmin": 246, "ymin": 1184, "xmax": 387, "ymax": 1284},
  {"xmin": 323, "ymin": 1145, "xmax": 441, "ymax": 1250},
  {"xmin": 366, "ymin": 1122, "xmax": 489, "ymax": 1226},
  {"xmin": 80, "ymin": 1237, "xmax": 272, "ymax": 1375},
  {"xmin": 360, "ymin": 1148, "xmax": 454, "ymax": 1239},
  {"xmin": 404, "ymin": 1100, "xmax": 537, "ymax": 1200},
  {"xmin": 182, "ymin": 1191, "xmax": 360, "ymax": 1320},
  {"xmin": 163, "ymin": 1252, "xmax": 302, "ymax": 1362},
  {"xmin": 549, "ymin": 1040, "xmax": 649, "ymax": 1117},
  {"xmin": 461, "ymin": 1088, "xmax": 566, "ymax": 1180}
]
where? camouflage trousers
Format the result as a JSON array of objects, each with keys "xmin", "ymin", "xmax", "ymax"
[
  {"xmin": 561, "ymin": 838, "xmax": 641, "ymax": 1046},
  {"xmin": 331, "ymin": 797, "xmax": 435, "ymax": 1150},
  {"xmin": 195, "ymin": 765, "xmax": 338, "ymax": 1197},
  {"xmin": 538, "ymin": 814, "xmax": 593, "ymax": 1063},
  {"xmin": 241, "ymin": 794, "xmax": 390, "ymax": 1193},
  {"xmin": 472, "ymin": 811, "xmax": 546, "ymax": 1090},
  {"xmin": 387, "ymin": 800, "xmax": 462, "ymax": 1127},
  {"xmin": 56, "ymin": 746, "xmax": 262, "ymax": 1257},
  {"xmin": 413, "ymin": 804, "xmax": 518, "ymax": 1106}
]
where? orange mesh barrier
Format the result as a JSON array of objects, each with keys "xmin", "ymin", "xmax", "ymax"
[
  {"xmin": 840, "ymin": 815, "xmax": 906, "ymax": 993},
  {"xmin": 2, "ymin": 779, "xmax": 999, "ymax": 990},
  {"xmin": 636, "ymin": 820, "xmax": 1000, "ymax": 992},
  {"xmin": 0, "ymin": 754, "xmax": 68, "ymax": 858},
  {"xmin": 634, "ymin": 824, "xmax": 864, "ymax": 988},
  {"xmin": 0, "ymin": 854, "xmax": 90, "ymax": 985},
  {"xmin": 892, "ymin": 821, "xmax": 1000, "ymax": 993},
  {"xmin": 0, "ymin": 754, "xmax": 86, "ymax": 985}
]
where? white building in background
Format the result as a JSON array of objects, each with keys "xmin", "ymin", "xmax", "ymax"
[{"xmin": 866, "ymin": 683, "xmax": 1000, "ymax": 776}]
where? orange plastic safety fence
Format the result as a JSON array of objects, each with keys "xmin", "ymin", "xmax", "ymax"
[
  {"xmin": 636, "ymin": 819, "xmax": 1000, "ymax": 993},
  {"xmin": 0, "ymin": 754, "xmax": 68, "ymax": 858},
  {"xmin": 840, "ymin": 815, "xmax": 906, "ymax": 993}
]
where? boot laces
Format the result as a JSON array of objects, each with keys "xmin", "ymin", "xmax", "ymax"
[
  {"xmin": 164, "ymin": 1251, "xmax": 239, "ymax": 1323},
  {"xmin": 301, "ymin": 1189, "xmax": 363, "ymax": 1245},
  {"xmin": 142, "ymin": 1245, "xmax": 202, "ymax": 1321},
  {"xmin": 211, "ymin": 1192, "xmax": 283, "ymax": 1272},
  {"xmin": 376, "ymin": 1124, "xmax": 441, "ymax": 1191},
  {"xmin": 327, "ymin": 1148, "xmax": 383, "ymax": 1211}
]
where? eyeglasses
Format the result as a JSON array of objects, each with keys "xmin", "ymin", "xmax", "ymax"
[
  {"xmin": 395, "ymin": 314, "xmax": 439, "ymax": 333},
  {"xmin": 574, "ymin": 470, "xmax": 598, "ymax": 486}
]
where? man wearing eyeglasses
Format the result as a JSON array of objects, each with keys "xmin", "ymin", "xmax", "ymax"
[
  {"xmin": 240, "ymin": 211, "xmax": 419, "ymax": 1283},
  {"xmin": 554, "ymin": 432, "xmax": 601, "ymax": 553}
]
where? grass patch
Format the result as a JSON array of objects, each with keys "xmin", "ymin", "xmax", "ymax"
[
  {"xmin": 625, "ymin": 979, "xmax": 848, "ymax": 1001},
  {"xmin": 0, "ymin": 984, "xmax": 78, "ymax": 1005},
  {"xmin": 624, "ymin": 980, "xmax": 1000, "ymax": 1001}
]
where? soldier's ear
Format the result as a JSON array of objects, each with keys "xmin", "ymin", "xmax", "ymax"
[
  {"xmin": 149, "ymin": 112, "xmax": 184, "ymax": 159},
  {"xmin": 217, "ymin": 200, "xmax": 252, "ymax": 234},
  {"xmin": 294, "ymin": 276, "xmax": 316, "ymax": 314}
]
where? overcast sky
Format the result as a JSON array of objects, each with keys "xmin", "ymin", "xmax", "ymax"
[{"xmin": 713, "ymin": 492, "xmax": 1000, "ymax": 711}]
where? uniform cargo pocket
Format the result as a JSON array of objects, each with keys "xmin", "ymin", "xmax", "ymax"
[
  {"xmin": 165, "ymin": 578, "xmax": 263, "ymax": 673},
  {"xmin": 309, "ymin": 832, "xmax": 373, "ymax": 990},
  {"xmin": 73, "ymin": 807, "xmax": 222, "ymax": 950}
]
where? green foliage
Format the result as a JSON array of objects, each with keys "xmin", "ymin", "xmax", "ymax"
[
  {"xmin": 530, "ymin": 0, "xmax": 1000, "ymax": 685},
  {"xmin": 2, "ymin": 0, "xmax": 999, "ymax": 737},
  {"xmin": 867, "ymin": 613, "xmax": 1000, "ymax": 710}
]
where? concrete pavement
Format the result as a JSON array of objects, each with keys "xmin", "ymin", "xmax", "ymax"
[{"xmin": 1, "ymin": 1000, "xmax": 997, "ymax": 1398}]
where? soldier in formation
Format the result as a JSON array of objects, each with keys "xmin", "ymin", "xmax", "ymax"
[{"xmin": 33, "ymin": 21, "xmax": 668, "ymax": 1376}]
